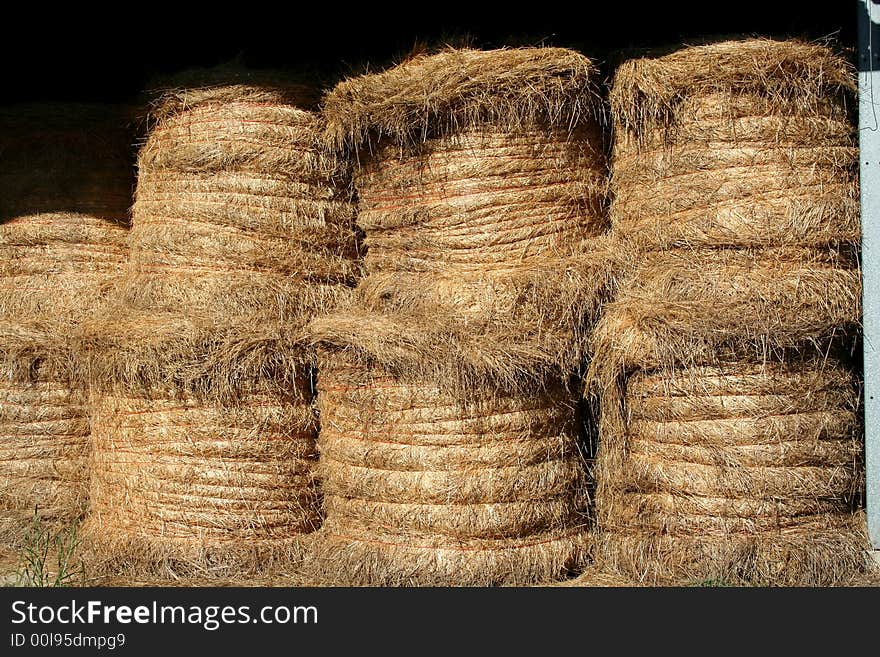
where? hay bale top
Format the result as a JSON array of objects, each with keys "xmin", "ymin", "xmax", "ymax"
[
  {"xmin": 139, "ymin": 71, "xmax": 338, "ymax": 177},
  {"xmin": 611, "ymin": 39, "xmax": 855, "ymax": 134},
  {"xmin": 148, "ymin": 82, "xmax": 319, "ymax": 124},
  {"xmin": 146, "ymin": 66, "xmax": 320, "ymax": 121},
  {"xmin": 322, "ymin": 47, "xmax": 601, "ymax": 152}
]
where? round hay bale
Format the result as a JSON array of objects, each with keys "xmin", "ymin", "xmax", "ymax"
[
  {"xmin": 0, "ymin": 373, "xmax": 88, "ymax": 546},
  {"xmin": 603, "ymin": 39, "xmax": 859, "ymax": 364},
  {"xmin": 0, "ymin": 103, "xmax": 132, "ymax": 338},
  {"xmin": 78, "ymin": 76, "xmax": 359, "ymax": 398},
  {"xmin": 313, "ymin": 48, "xmax": 610, "ymax": 390},
  {"xmin": 305, "ymin": 351, "xmax": 590, "ymax": 586},
  {"xmin": 122, "ymin": 81, "xmax": 359, "ymax": 324},
  {"xmin": 0, "ymin": 104, "xmax": 134, "ymax": 547},
  {"xmin": 593, "ymin": 356, "xmax": 866, "ymax": 585},
  {"xmin": 81, "ymin": 381, "xmax": 320, "ymax": 577}
]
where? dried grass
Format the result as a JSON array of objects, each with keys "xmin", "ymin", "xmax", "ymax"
[
  {"xmin": 592, "ymin": 354, "xmax": 867, "ymax": 586},
  {"xmin": 77, "ymin": 75, "xmax": 359, "ymax": 578},
  {"xmin": 603, "ymin": 39, "xmax": 859, "ymax": 366},
  {"xmin": 322, "ymin": 47, "xmax": 602, "ymax": 151},
  {"xmin": 303, "ymin": 351, "xmax": 591, "ymax": 586},
  {"xmin": 0, "ymin": 104, "xmax": 134, "ymax": 548},
  {"xmin": 0, "ymin": 104, "xmax": 133, "ymax": 369},
  {"xmin": 0, "ymin": 375, "xmax": 88, "ymax": 547},
  {"xmin": 80, "ymin": 382, "xmax": 320, "ymax": 578},
  {"xmin": 78, "ymin": 78, "xmax": 359, "ymax": 401},
  {"xmin": 314, "ymin": 48, "xmax": 610, "ymax": 390},
  {"xmin": 590, "ymin": 41, "xmax": 865, "ymax": 585}
]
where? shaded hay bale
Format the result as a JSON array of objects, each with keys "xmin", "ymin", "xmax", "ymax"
[
  {"xmin": 0, "ymin": 103, "xmax": 132, "ymax": 340},
  {"xmin": 314, "ymin": 48, "xmax": 610, "ymax": 390},
  {"xmin": 592, "ymin": 355, "xmax": 867, "ymax": 585},
  {"xmin": 305, "ymin": 351, "xmax": 590, "ymax": 585},
  {"xmin": 0, "ymin": 375, "xmax": 88, "ymax": 546},
  {"xmin": 605, "ymin": 39, "xmax": 859, "ymax": 361},
  {"xmin": 81, "ymin": 382, "xmax": 320, "ymax": 577}
]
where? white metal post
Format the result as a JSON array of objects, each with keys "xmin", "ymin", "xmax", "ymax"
[{"xmin": 858, "ymin": 0, "xmax": 880, "ymax": 555}]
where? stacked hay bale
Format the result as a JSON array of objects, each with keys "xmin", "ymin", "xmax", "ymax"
[
  {"xmin": 78, "ymin": 78, "xmax": 359, "ymax": 577},
  {"xmin": 308, "ymin": 48, "xmax": 610, "ymax": 585},
  {"xmin": 0, "ymin": 105, "xmax": 132, "ymax": 545},
  {"xmin": 591, "ymin": 39, "xmax": 865, "ymax": 585},
  {"xmin": 312, "ymin": 351, "xmax": 588, "ymax": 585}
]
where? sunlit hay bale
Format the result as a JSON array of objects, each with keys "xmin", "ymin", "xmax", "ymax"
[
  {"xmin": 313, "ymin": 48, "xmax": 611, "ymax": 391},
  {"xmin": 81, "ymin": 379, "xmax": 320, "ymax": 578},
  {"xmin": 304, "ymin": 351, "xmax": 590, "ymax": 586},
  {"xmin": 605, "ymin": 39, "xmax": 859, "ymax": 358},
  {"xmin": 76, "ymin": 74, "xmax": 360, "ymax": 578},
  {"xmin": 91, "ymin": 78, "xmax": 360, "ymax": 395},
  {"xmin": 592, "ymin": 351, "xmax": 866, "ymax": 586}
]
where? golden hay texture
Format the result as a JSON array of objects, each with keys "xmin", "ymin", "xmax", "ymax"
[
  {"xmin": 0, "ymin": 375, "xmax": 88, "ymax": 545},
  {"xmin": 593, "ymin": 355, "xmax": 866, "ymax": 585},
  {"xmin": 313, "ymin": 48, "xmax": 611, "ymax": 390},
  {"xmin": 81, "ymin": 382, "xmax": 320, "ymax": 578},
  {"xmin": 0, "ymin": 104, "xmax": 132, "ymax": 359},
  {"xmin": 304, "ymin": 351, "xmax": 590, "ymax": 586},
  {"xmin": 603, "ymin": 39, "xmax": 859, "ymax": 364},
  {"xmin": 0, "ymin": 104, "xmax": 133, "ymax": 546},
  {"xmin": 79, "ymin": 80, "xmax": 359, "ymax": 399}
]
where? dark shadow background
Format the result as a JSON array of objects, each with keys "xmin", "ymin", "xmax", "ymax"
[{"xmin": 0, "ymin": 3, "xmax": 860, "ymax": 104}]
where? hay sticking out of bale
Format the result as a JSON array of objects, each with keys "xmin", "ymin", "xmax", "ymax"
[
  {"xmin": 316, "ymin": 50, "xmax": 610, "ymax": 388},
  {"xmin": 305, "ymin": 351, "xmax": 590, "ymax": 586},
  {"xmin": 589, "ymin": 247, "xmax": 860, "ymax": 373},
  {"xmin": 602, "ymin": 38, "xmax": 859, "ymax": 365},
  {"xmin": 610, "ymin": 39, "xmax": 856, "ymax": 137},
  {"xmin": 592, "ymin": 356, "xmax": 866, "ymax": 585},
  {"xmin": 0, "ymin": 375, "xmax": 88, "ymax": 546},
  {"xmin": 322, "ymin": 47, "xmax": 602, "ymax": 151},
  {"xmin": 81, "ymin": 383, "xmax": 320, "ymax": 577},
  {"xmin": 80, "ymin": 80, "xmax": 359, "ymax": 398}
]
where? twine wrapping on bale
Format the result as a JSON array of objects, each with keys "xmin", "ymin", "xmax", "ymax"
[
  {"xmin": 602, "ymin": 39, "xmax": 860, "ymax": 359},
  {"xmin": 304, "ymin": 351, "xmax": 590, "ymax": 586},
  {"xmin": 77, "ymin": 75, "xmax": 359, "ymax": 577},
  {"xmin": 81, "ymin": 381, "xmax": 320, "ymax": 577},
  {"xmin": 0, "ymin": 374, "xmax": 89, "ymax": 544},
  {"xmin": 78, "ymin": 78, "xmax": 360, "ymax": 398},
  {"xmin": 313, "ymin": 48, "xmax": 611, "ymax": 391},
  {"xmin": 592, "ymin": 354, "xmax": 865, "ymax": 585},
  {"xmin": 0, "ymin": 105, "xmax": 133, "ymax": 545}
]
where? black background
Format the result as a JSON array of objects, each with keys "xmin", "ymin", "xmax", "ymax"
[{"xmin": 0, "ymin": 2, "xmax": 861, "ymax": 103}]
